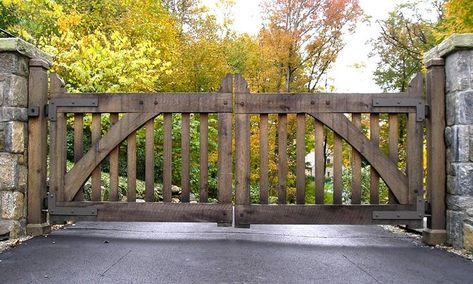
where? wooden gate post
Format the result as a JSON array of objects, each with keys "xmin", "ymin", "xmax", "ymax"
[
  {"xmin": 234, "ymin": 74, "xmax": 251, "ymax": 228},
  {"xmin": 423, "ymin": 58, "xmax": 447, "ymax": 245},
  {"xmin": 26, "ymin": 59, "xmax": 51, "ymax": 235}
]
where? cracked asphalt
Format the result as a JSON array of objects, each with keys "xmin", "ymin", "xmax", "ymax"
[{"xmin": 1, "ymin": 222, "xmax": 473, "ymax": 283}]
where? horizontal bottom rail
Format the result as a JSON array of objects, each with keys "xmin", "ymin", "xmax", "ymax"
[
  {"xmin": 235, "ymin": 204, "xmax": 422, "ymax": 227},
  {"xmin": 50, "ymin": 202, "xmax": 232, "ymax": 224}
]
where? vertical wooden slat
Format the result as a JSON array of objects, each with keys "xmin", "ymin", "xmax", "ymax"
[
  {"xmin": 27, "ymin": 60, "xmax": 49, "ymax": 231},
  {"xmin": 351, "ymin": 113, "xmax": 362, "ymax": 204},
  {"xmin": 49, "ymin": 74, "xmax": 67, "ymax": 202},
  {"xmin": 127, "ymin": 131, "xmax": 136, "ymax": 202},
  {"xmin": 407, "ymin": 73, "xmax": 424, "ymax": 205},
  {"xmin": 181, "ymin": 113, "xmax": 190, "ymax": 203},
  {"xmin": 163, "ymin": 113, "xmax": 172, "ymax": 203},
  {"xmin": 333, "ymin": 133, "xmax": 343, "ymax": 204},
  {"xmin": 424, "ymin": 58, "xmax": 446, "ymax": 244},
  {"xmin": 145, "ymin": 119, "xmax": 155, "ymax": 202},
  {"xmin": 109, "ymin": 114, "xmax": 119, "ymax": 201},
  {"xmin": 388, "ymin": 114, "xmax": 399, "ymax": 203},
  {"xmin": 199, "ymin": 113, "xmax": 209, "ymax": 203},
  {"xmin": 91, "ymin": 113, "xmax": 102, "ymax": 201},
  {"xmin": 296, "ymin": 114, "xmax": 306, "ymax": 204},
  {"xmin": 315, "ymin": 120, "xmax": 325, "ymax": 204},
  {"xmin": 235, "ymin": 75, "xmax": 251, "ymax": 207},
  {"xmin": 277, "ymin": 114, "xmax": 288, "ymax": 204},
  {"xmin": 259, "ymin": 114, "xmax": 269, "ymax": 204},
  {"xmin": 370, "ymin": 114, "xmax": 380, "ymax": 204},
  {"xmin": 73, "ymin": 114, "xmax": 84, "ymax": 201},
  {"xmin": 217, "ymin": 74, "xmax": 233, "ymax": 205}
]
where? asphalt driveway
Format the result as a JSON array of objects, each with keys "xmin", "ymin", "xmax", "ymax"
[{"xmin": 0, "ymin": 222, "xmax": 472, "ymax": 283}]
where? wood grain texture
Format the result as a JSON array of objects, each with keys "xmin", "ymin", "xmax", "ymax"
[
  {"xmin": 217, "ymin": 74, "xmax": 234, "ymax": 205},
  {"xmin": 296, "ymin": 114, "xmax": 305, "ymax": 204},
  {"xmin": 235, "ymin": 75, "xmax": 251, "ymax": 206},
  {"xmin": 27, "ymin": 62, "xmax": 49, "ymax": 225},
  {"xmin": 56, "ymin": 92, "xmax": 232, "ymax": 113},
  {"xmin": 181, "ymin": 113, "xmax": 190, "ymax": 203},
  {"xmin": 145, "ymin": 119, "xmax": 155, "ymax": 202},
  {"xmin": 333, "ymin": 134, "xmax": 343, "ymax": 204},
  {"xmin": 63, "ymin": 112, "xmax": 160, "ymax": 202},
  {"xmin": 235, "ymin": 93, "xmax": 414, "ymax": 114},
  {"xmin": 235, "ymin": 205, "xmax": 421, "ymax": 226},
  {"xmin": 309, "ymin": 113, "xmax": 409, "ymax": 204},
  {"xmin": 54, "ymin": 202, "xmax": 232, "ymax": 223},
  {"xmin": 314, "ymin": 119, "xmax": 325, "ymax": 204},
  {"xmin": 91, "ymin": 113, "xmax": 102, "ymax": 201},
  {"xmin": 370, "ymin": 114, "xmax": 380, "ymax": 204},
  {"xmin": 109, "ymin": 114, "xmax": 119, "ymax": 201},
  {"xmin": 351, "ymin": 114, "xmax": 362, "ymax": 204},
  {"xmin": 388, "ymin": 114, "xmax": 399, "ymax": 203},
  {"xmin": 277, "ymin": 114, "xmax": 288, "ymax": 204},
  {"xmin": 49, "ymin": 74, "xmax": 67, "ymax": 202},
  {"xmin": 407, "ymin": 73, "xmax": 424, "ymax": 205},
  {"xmin": 163, "ymin": 113, "xmax": 172, "ymax": 203},
  {"xmin": 127, "ymin": 131, "xmax": 137, "ymax": 202},
  {"xmin": 199, "ymin": 113, "xmax": 209, "ymax": 203},
  {"xmin": 426, "ymin": 62, "xmax": 446, "ymax": 230},
  {"xmin": 259, "ymin": 114, "xmax": 269, "ymax": 204},
  {"xmin": 73, "ymin": 113, "xmax": 84, "ymax": 201}
]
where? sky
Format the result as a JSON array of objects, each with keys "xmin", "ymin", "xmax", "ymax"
[{"xmin": 202, "ymin": 0, "xmax": 410, "ymax": 92}]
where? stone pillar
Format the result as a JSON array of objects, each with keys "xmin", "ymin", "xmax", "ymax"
[
  {"xmin": 0, "ymin": 38, "xmax": 52, "ymax": 239},
  {"xmin": 426, "ymin": 34, "xmax": 473, "ymax": 251}
]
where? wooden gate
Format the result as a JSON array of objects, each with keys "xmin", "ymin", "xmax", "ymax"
[
  {"xmin": 233, "ymin": 75, "xmax": 425, "ymax": 228},
  {"xmin": 46, "ymin": 73, "xmax": 426, "ymax": 228}
]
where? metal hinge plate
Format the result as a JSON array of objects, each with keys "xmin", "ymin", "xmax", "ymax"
[
  {"xmin": 47, "ymin": 192, "xmax": 97, "ymax": 216},
  {"xmin": 48, "ymin": 97, "xmax": 99, "ymax": 121},
  {"xmin": 373, "ymin": 97, "xmax": 426, "ymax": 121},
  {"xmin": 372, "ymin": 197, "xmax": 425, "ymax": 220}
]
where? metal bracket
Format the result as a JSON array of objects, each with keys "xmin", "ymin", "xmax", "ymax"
[
  {"xmin": 27, "ymin": 106, "xmax": 40, "ymax": 117},
  {"xmin": 47, "ymin": 192, "xmax": 97, "ymax": 216},
  {"xmin": 48, "ymin": 97, "xmax": 99, "ymax": 121},
  {"xmin": 372, "ymin": 197, "xmax": 425, "ymax": 220},
  {"xmin": 373, "ymin": 98, "xmax": 426, "ymax": 121}
]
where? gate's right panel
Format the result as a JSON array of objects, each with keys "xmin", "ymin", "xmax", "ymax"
[{"xmin": 234, "ymin": 74, "xmax": 425, "ymax": 228}]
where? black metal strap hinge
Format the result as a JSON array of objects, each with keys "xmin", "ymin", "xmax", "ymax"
[
  {"xmin": 372, "ymin": 197, "xmax": 425, "ymax": 220},
  {"xmin": 373, "ymin": 97, "xmax": 426, "ymax": 122},
  {"xmin": 47, "ymin": 192, "xmax": 97, "ymax": 216},
  {"xmin": 47, "ymin": 97, "xmax": 99, "ymax": 121}
]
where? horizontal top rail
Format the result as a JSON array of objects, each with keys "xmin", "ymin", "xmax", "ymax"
[
  {"xmin": 52, "ymin": 92, "xmax": 233, "ymax": 114},
  {"xmin": 236, "ymin": 93, "xmax": 424, "ymax": 118}
]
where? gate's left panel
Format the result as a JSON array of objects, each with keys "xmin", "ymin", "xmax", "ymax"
[{"xmin": 47, "ymin": 74, "xmax": 234, "ymax": 225}]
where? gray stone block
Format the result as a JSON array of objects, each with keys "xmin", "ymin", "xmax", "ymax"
[
  {"xmin": 447, "ymin": 195, "xmax": 473, "ymax": 211},
  {"xmin": 446, "ymin": 91, "xmax": 473, "ymax": 125},
  {"xmin": 445, "ymin": 50, "xmax": 473, "ymax": 93},
  {"xmin": 0, "ymin": 74, "xmax": 28, "ymax": 107},
  {"xmin": 5, "ymin": 121, "xmax": 26, "ymax": 153},
  {"xmin": 0, "ymin": 122, "xmax": 4, "ymax": 151},
  {"xmin": 0, "ymin": 153, "xmax": 18, "ymax": 190},
  {"xmin": 0, "ymin": 107, "xmax": 28, "ymax": 122},
  {"xmin": 0, "ymin": 53, "xmax": 29, "ymax": 77},
  {"xmin": 445, "ymin": 125, "xmax": 471, "ymax": 162},
  {"xmin": 447, "ymin": 163, "xmax": 473, "ymax": 195},
  {"xmin": 1, "ymin": 191, "xmax": 24, "ymax": 220},
  {"xmin": 447, "ymin": 210, "xmax": 465, "ymax": 248},
  {"xmin": 0, "ymin": 219, "xmax": 21, "ymax": 239}
]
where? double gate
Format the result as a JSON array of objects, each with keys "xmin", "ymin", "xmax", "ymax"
[{"xmin": 43, "ymin": 73, "xmax": 426, "ymax": 228}]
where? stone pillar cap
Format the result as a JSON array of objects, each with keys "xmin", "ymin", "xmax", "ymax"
[
  {"xmin": 425, "ymin": 33, "xmax": 473, "ymax": 62},
  {"xmin": 0, "ymin": 38, "xmax": 52, "ymax": 65}
]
